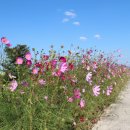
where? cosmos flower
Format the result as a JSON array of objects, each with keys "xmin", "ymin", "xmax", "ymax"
[
  {"xmin": 67, "ymin": 97, "xmax": 74, "ymax": 102},
  {"xmin": 59, "ymin": 56, "xmax": 67, "ymax": 62},
  {"xmin": 32, "ymin": 67, "xmax": 39, "ymax": 74},
  {"xmin": 106, "ymin": 85, "xmax": 113, "ymax": 96},
  {"xmin": 79, "ymin": 99, "xmax": 85, "ymax": 108},
  {"xmin": 38, "ymin": 79, "xmax": 46, "ymax": 85},
  {"xmin": 74, "ymin": 89, "xmax": 81, "ymax": 99},
  {"xmin": 86, "ymin": 72, "xmax": 92, "ymax": 85},
  {"xmin": 59, "ymin": 62, "xmax": 68, "ymax": 73},
  {"xmin": 9, "ymin": 80, "xmax": 18, "ymax": 92},
  {"xmin": 6, "ymin": 43, "xmax": 12, "ymax": 47},
  {"xmin": 35, "ymin": 62, "xmax": 42, "ymax": 68},
  {"xmin": 25, "ymin": 52, "xmax": 32, "ymax": 60},
  {"xmin": 26, "ymin": 60, "xmax": 32, "ymax": 67},
  {"xmin": 16, "ymin": 57, "xmax": 23, "ymax": 65},
  {"xmin": 51, "ymin": 59, "xmax": 57, "ymax": 68},
  {"xmin": 92, "ymin": 62, "xmax": 98, "ymax": 70},
  {"xmin": 68, "ymin": 63, "xmax": 74, "ymax": 70},
  {"xmin": 1, "ymin": 37, "xmax": 10, "ymax": 44},
  {"xmin": 93, "ymin": 85, "xmax": 100, "ymax": 96}
]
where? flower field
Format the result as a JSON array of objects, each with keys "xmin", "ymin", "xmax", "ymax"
[{"xmin": 0, "ymin": 37, "xmax": 130, "ymax": 130}]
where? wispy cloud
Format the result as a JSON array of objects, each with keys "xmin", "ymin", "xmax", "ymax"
[
  {"xmin": 64, "ymin": 11, "xmax": 76, "ymax": 18},
  {"xmin": 94, "ymin": 34, "xmax": 101, "ymax": 39},
  {"xmin": 80, "ymin": 36, "xmax": 88, "ymax": 41},
  {"xmin": 62, "ymin": 10, "xmax": 80, "ymax": 25},
  {"xmin": 73, "ymin": 21, "xmax": 80, "ymax": 26},
  {"xmin": 62, "ymin": 18, "xmax": 69, "ymax": 23}
]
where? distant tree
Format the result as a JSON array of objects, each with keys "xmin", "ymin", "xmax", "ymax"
[{"xmin": 2, "ymin": 44, "xmax": 30, "ymax": 82}]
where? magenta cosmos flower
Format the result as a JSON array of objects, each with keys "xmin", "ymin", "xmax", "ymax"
[
  {"xmin": 26, "ymin": 60, "xmax": 32, "ymax": 67},
  {"xmin": 9, "ymin": 80, "xmax": 18, "ymax": 92},
  {"xmin": 16, "ymin": 57, "xmax": 23, "ymax": 65},
  {"xmin": 74, "ymin": 89, "xmax": 81, "ymax": 99},
  {"xmin": 25, "ymin": 52, "xmax": 32, "ymax": 60},
  {"xmin": 6, "ymin": 43, "xmax": 12, "ymax": 47},
  {"xmin": 59, "ymin": 56, "xmax": 67, "ymax": 62},
  {"xmin": 93, "ymin": 85, "xmax": 100, "ymax": 96}
]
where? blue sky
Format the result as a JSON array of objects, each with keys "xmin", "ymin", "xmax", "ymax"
[{"xmin": 0, "ymin": 0, "xmax": 130, "ymax": 65}]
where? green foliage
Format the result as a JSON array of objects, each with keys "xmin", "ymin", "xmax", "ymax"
[{"xmin": 2, "ymin": 44, "xmax": 30, "ymax": 82}]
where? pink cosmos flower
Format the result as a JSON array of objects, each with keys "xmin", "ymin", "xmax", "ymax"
[
  {"xmin": 9, "ymin": 80, "xmax": 18, "ymax": 92},
  {"xmin": 38, "ymin": 79, "xmax": 46, "ymax": 85},
  {"xmin": 93, "ymin": 85, "xmax": 100, "ymax": 96},
  {"xmin": 32, "ymin": 67, "xmax": 39, "ymax": 74},
  {"xmin": 79, "ymin": 99, "xmax": 85, "ymax": 108},
  {"xmin": 106, "ymin": 85, "xmax": 113, "ymax": 96},
  {"xmin": 74, "ymin": 89, "xmax": 81, "ymax": 99},
  {"xmin": 86, "ymin": 72, "xmax": 92, "ymax": 85},
  {"xmin": 59, "ymin": 62, "xmax": 68, "ymax": 73},
  {"xmin": 52, "ymin": 70, "xmax": 62, "ymax": 77},
  {"xmin": 1, "ymin": 37, "xmax": 10, "ymax": 44},
  {"xmin": 25, "ymin": 52, "xmax": 31, "ymax": 60},
  {"xmin": 92, "ymin": 62, "xmax": 98, "ymax": 70},
  {"xmin": 68, "ymin": 97, "xmax": 74, "ymax": 102},
  {"xmin": 16, "ymin": 57, "xmax": 23, "ymax": 65}
]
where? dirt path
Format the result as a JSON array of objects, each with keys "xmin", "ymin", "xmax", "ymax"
[{"xmin": 92, "ymin": 81, "xmax": 130, "ymax": 130}]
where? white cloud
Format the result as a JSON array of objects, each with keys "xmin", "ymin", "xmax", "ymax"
[
  {"xmin": 62, "ymin": 18, "xmax": 69, "ymax": 23},
  {"xmin": 80, "ymin": 36, "xmax": 88, "ymax": 41},
  {"xmin": 73, "ymin": 21, "xmax": 80, "ymax": 26},
  {"xmin": 94, "ymin": 34, "xmax": 101, "ymax": 39},
  {"xmin": 64, "ymin": 11, "xmax": 76, "ymax": 18}
]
